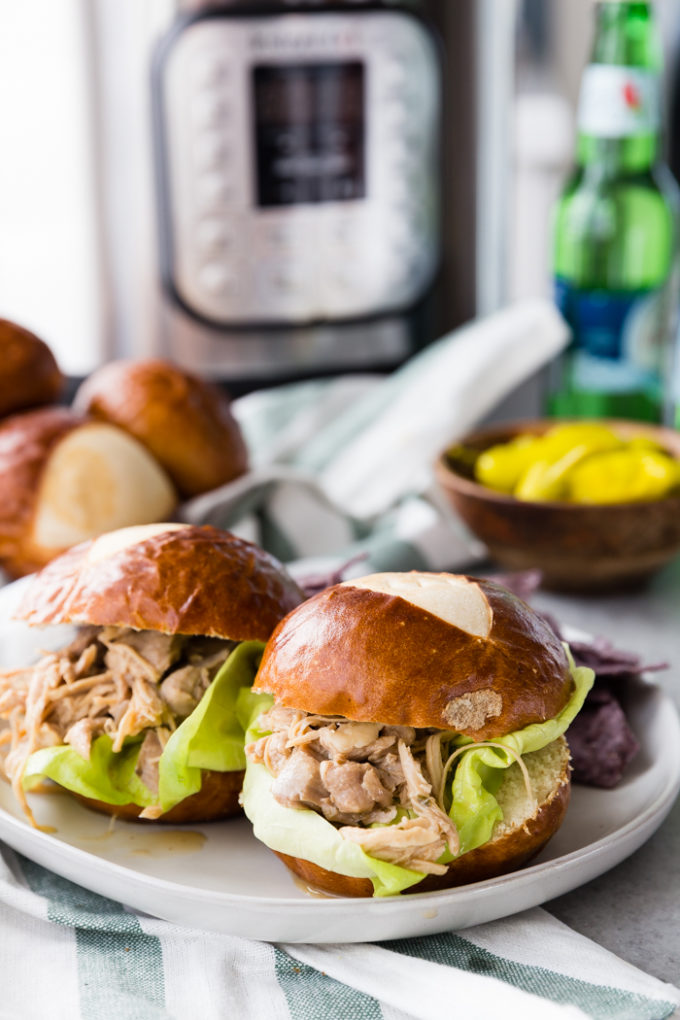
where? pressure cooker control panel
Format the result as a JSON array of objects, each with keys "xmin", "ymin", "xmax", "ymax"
[{"xmin": 155, "ymin": 7, "xmax": 441, "ymax": 326}]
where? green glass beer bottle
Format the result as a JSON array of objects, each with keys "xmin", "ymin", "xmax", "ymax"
[{"xmin": 549, "ymin": 0, "xmax": 679, "ymax": 422}]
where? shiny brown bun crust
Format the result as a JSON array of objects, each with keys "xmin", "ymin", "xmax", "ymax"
[
  {"xmin": 0, "ymin": 319, "xmax": 64, "ymax": 417},
  {"xmin": 254, "ymin": 575, "xmax": 573, "ymax": 741},
  {"xmin": 15, "ymin": 523, "xmax": 304, "ymax": 640},
  {"xmin": 274, "ymin": 737, "xmax": 571, "ymax": 897},
  {"xmin": 0, "ymin": 408, "xmax": 83, "ymax": 578},
  {"xmin": 77, "ymin": 768, "xmax": 244, "ymax": 824},
  {"xmin": 74, "ymin": 358, "xmax": 249, "ymax": 498}
]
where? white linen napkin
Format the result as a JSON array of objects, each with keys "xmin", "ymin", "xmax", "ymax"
[{"xmin": 179, "ymin": 299, "xmax": 568, "ymax": 575}]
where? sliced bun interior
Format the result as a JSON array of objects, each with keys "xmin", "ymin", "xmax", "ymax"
[
  {"xmin": 0, "ymin": 410, "xmax": 178, "ymax": 578},
  {"xmin": 32, "ymin": 423, "xmax": 177, "ymax": 551}
]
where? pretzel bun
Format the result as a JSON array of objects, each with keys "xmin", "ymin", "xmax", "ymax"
[
  {"xmin": 77, "ymin": 768, "xmax": 245, "ymax": 824},
  {"xmin": 255, "ymin": 573, "xmax": 574, "ymax": 740},
  {"xmin": 16, "ymin": 524, "xmax": 304, "ymax": 824},
  {"xmin": 0, "ymin": 319, "xmax": 64, "ymax": 417},
  {"xmin": 0, "ymin": 408, "xmax": 177, "ymax": 578},
  {"xmin": 252, "ymin": 572, "xmax": 576, "ymax": 895},
  {"xmin": 16, "ymin": 522, "xmax": 305, "ymax": 639},
  {"xmin": 74, "ymin": 359, "xmax": 248, "ymax": 498}
]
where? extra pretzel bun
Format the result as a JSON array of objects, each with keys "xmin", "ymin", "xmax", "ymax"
[
  {"xmin": 0, "ymin": 408, "xmax": 177, "ymax": 578},
  {"xmin": 73, "ymin": 359, "xmax": 248, "ymax": 498},
  {"xmin": 16, "ymin": 522, "xmax": 305, "ymax": 639},
  {"xmin": 276, "ymin": 736, "xmax": 571, "ymax": 896},
  {"xmin": 253, "ymin": 571, "xmax": 576, "ymax": 894},
  {"xmin": 77, "ymin": 768, "xmax": 245, "ymax": 825},
  {"xmin": 17, "ymin": 523, "xmax": 304, "ymax": 824},
  {"xmin": 254, "ymin": 573, "xmax": 574, "ymax": 741},
  {"xmin": 0, "ymin": 319, "xmax": 64, "ymax": 417}
]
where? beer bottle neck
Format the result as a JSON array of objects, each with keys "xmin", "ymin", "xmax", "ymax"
[
  {"xmin": 591, "ymin": 2, "xmax": 659, "ymax": 69},
  {"xmin": 576, "ymin": 2, "xmax": 662, "ymax": 172}
]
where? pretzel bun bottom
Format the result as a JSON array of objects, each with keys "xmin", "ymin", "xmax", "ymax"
[
  {"xmin": 75, "ymin": 768, "xmax": 244, "ymax": 824},
  {"xmin": 273, "ymin": 737, "xmax": 571, "ymax": 897}
]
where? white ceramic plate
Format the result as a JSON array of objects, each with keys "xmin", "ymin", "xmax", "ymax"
[{"xmin": 0, "ymin": 581, "xmax": 678, "ymax": 943}]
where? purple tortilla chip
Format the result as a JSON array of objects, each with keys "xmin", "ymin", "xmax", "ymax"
[
  {"xmin": 568, "ymin": 688, "xmax": 640, "ymax": 788},
  {"xmin": 297, "ymin": 553, "xmax": 370, "ymax": 598}
]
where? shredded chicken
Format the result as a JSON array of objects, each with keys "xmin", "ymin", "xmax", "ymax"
[
  {"xmin": 0, "ymin": 626, "xmax": 236, "ymax": 824},
  {"xmin": 246, "ymin": 712, "xmax": 465, "ymax": 873}
]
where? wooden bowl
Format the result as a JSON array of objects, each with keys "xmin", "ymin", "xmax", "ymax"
[{"xmin": 435, "ymin": 419, "xmax": 680, "ymax": 592}]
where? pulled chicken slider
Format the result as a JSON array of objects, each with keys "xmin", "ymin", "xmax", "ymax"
[
  {"xmin": 0, "ymin": 523, "xmax": 303, "ymax": 826},
  {"xmin": 243, "ymin": 572, "xmax": 594, "ymax": 897}
]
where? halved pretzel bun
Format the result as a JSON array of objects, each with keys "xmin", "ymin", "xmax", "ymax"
[
  {"xmin": 254, "ymin": 572, "xmax": 574, "ymax": 741},
  {"xmin": 0, "ymin": 318, "xmax": 64, "ymax": 417},
  {"xmin": 16, "ymin": 522, "xmax": 304, "ymax": 639},
  {"xmin": 74, "ymin": 358, "xmax": 248, "ymax": 498},
  {"xmin": 0, "ymin": 408, "xmax": 177, "ymax": 578},
  {"xmin": 275, "ymin": 736, "xmax": 571, "ymax": 896}
]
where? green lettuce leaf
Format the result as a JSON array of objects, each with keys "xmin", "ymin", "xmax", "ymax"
[
  {"xmin": 242, "ymin": 761, "xmax": 425, "ymax": 897},
  {"xmin": 241, "ymin": 648, "xmax": 594, "ymax": 896},
  {"xmin": 157, "ymin": 640, "xmax": 265, "ymax": 812},
  {"xmin": 449, "ymin": 649, "xmax": 594, "ymax": 855},
  {"xmin": 23, "ymin": 639, "xmax": 266, "ymax": 814},
  {"xmin": 23, "ymin": 734, "xmax": 155, "ymax": 806}
]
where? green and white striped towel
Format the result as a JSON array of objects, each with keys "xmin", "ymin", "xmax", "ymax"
[
  {"xmin": 2, "ymin": 846, "xmax": 678, "ymax": 1020},
  {"xmin": 180, "ymin": 300, "xmax": 569, "ymax": 576}
]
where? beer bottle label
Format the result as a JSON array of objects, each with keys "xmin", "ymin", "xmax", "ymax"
[
  {"xmin": 555, "ymin": 279, "xmax": 665, "ymax": 400},
  {"xmin": 578, "ymin": 65, "xmax": 660, "ymax": 137}
]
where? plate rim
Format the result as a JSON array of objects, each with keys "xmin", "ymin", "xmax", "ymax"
[
  {"xmin": 0, "ymin": 677, "xmax": 677, "ymax": 923},
  {"xmin": 1, "ymin": 585, "xmax": 679, "ymax": 939}
]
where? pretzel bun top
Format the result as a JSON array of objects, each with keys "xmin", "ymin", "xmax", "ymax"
[
  {"xmin": 74, "ymin": 359, "xmax": 248, "ymax": 498},
  {"xmin": 253, "ymin": 571, "xmax": 573, "ymax": 741},
  {"xmin": 15, "ymin": 522, "xmax": 304, "ymax": 641},
  {"xmin": 0, "ymin": 319, "xmax": 63, "ymax": 417}
]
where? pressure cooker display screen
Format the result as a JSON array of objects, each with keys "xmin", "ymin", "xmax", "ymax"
[{"xmin": 252, "ymin": 62, "xmax": 365, "ymax": 207}]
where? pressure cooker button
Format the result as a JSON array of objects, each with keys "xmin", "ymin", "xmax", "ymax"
[
  {"xmin": 332, "ymin": 267, "xmax": 365, "ymax": 293},
  {"xmin": 192, "ymin": 57, "xmax": 228, "ymax": 89},
  {"xmin": 381, "ymin": 59, "xmax": 409, "ymax": 96},
  {"xmin": 197, "ymin": 173, "xmax": 232, "ymax": 208},
  {"xmin": 196, "ymin": 219, "xmax": 233, "ymax": 253},
  {"xmin": 191, "ymin": 94, "xmax": 230, "ymax": 129},
  {"xmin": 272, "ymin": 269, "xmax": 304, "ymax": 293},
  {"xmin": 194, "ymin": 133, "xmax": 229, "ymax": 171},
  {"xmin": 390, "ymin": 177, "xmax": 421, "ymax": 205},
  {"xmin": 262, "ymin": 223, "xmax": 303, "ymax": 249},
  {"xmin": 198, "ymin": 263, "xmax": 235, "ymax": 295}
]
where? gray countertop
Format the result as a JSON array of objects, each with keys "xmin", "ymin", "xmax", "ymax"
[{"xmin": 530, "ymin": 557, "xmax": 680, "ymax": 987}]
